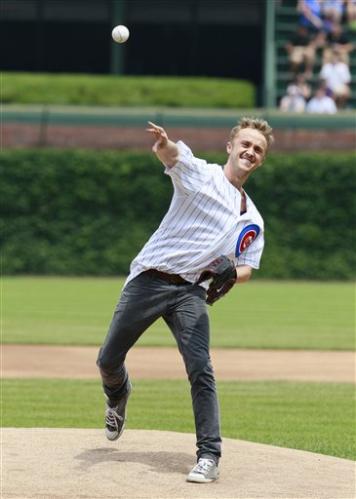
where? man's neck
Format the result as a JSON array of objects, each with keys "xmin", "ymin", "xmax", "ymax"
[{"xmin": 223, "ymin": 163, "xmax": 248, "ymax": 193}]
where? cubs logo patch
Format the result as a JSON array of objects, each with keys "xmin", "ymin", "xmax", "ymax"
[{"xmin": 235, "ymin": 224, "xmax": 260, "ymax": 257}]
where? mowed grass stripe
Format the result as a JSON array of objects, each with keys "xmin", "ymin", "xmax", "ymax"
[
  {"xmin": 2, "ymin": 379, "xmax": 354, "ymax": 460},
  {"xmin": 3, "ymin": 277, "xmax": 354, "ymax": 349}
]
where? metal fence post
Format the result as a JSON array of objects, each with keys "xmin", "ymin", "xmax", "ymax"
[
  {"xmin": 110, "ymin": 0, "xmax": 127, "ymax": 75},
  {"xmin": 263, "ymin": 0, "xmax": 276, "ymax": 108}
]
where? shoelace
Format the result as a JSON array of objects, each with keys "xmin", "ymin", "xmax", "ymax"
[
  {"xmin": 194, "ymin": 459, "xmax": 215, "ymax": 473},
  {"xmin": 106, "ymin": 408, "xmax": 123, "ymax": 429}
]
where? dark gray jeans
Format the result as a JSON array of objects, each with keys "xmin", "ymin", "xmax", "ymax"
[{"xmin": 96, "ymin": 271, "xmax": 221, "ymax": 462}]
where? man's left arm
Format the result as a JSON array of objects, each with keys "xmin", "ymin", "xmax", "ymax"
[{"xmin": 235, "ymin": 264, "xmax": 252, "ymax": 283}]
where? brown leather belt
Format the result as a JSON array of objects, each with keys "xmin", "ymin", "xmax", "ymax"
[{"xmin": 145, "ymin": 269, "xmax": 189, "ymax": 285}]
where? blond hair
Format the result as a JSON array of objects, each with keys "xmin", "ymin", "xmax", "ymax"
[{"xmin": 230, "ymin": 117, "xmax": 274, "ymax": 150}]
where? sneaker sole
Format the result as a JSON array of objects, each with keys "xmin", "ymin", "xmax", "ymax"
[
  {"xmin": 105, "ymin": 420, "xmax": 126, "ymax": 441},
  {"xmin": 186, "ymin": 473, "xmax": 219, "ymax": 483}
]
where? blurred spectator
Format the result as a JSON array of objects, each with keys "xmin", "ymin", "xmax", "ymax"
[
  {"xmin": 306, "ymin": 85, "xmax": 338, "ymax": 112},
  {"xmin": 294, "ymin": 73, "xmax": 312, "ymax": 99},
  {"xmin": 345, "ymin": 0, "xmax": 356, "ymax": 30},
  {"xmin": 297, "ymin": 0, "xmax": 324, "ymax": 32},
  {"xmin": 323, "ymin": 22, "xmax": 354, "ymax": 63},
  {"xmin": 285, "ymin": 26, "xmax": 321, "ymax": 77},
  {"xmin": 321, "ymin": 0, "xmax": 345, "ymax": 24},
  {"xmin": 320, "ymin": 49, "xmax": 351, "ymax": 107},
  {"xmin": 279, "ymin": 84, "xmax": 307, "ymax": 112}
]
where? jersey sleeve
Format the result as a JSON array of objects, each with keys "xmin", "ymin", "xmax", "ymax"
[
  {"xmin": 164, "ymin": 141, "xmax": 213, "ymax": 194},
  {"xmin": 237, "ymin": 230, "xmax": 265, "ymax": 269}
]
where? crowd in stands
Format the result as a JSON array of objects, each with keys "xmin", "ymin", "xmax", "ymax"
[{"xmin": 280, "ymin": 0, "xmax": 354, "ymax": 113}]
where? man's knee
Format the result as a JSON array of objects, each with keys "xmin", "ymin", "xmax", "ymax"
[
  {"xmin": 96, "ymin": 347, "xmax": 125, "ymax": 376},
  {"xmin": 97, "ymin": 350, "xmax": 128, "ymax": 391}
]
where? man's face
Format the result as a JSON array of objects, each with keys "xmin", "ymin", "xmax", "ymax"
[{"xmin": 226, "ymin": 128, "xmax": 268, "ymax": 178}]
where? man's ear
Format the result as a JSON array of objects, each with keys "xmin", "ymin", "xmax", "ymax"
[{"xmin": 226, "ymin": 141, "xmax": 232, "ymax": 154}]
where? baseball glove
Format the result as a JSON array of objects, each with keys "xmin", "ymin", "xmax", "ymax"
[{"xmin": 197, "ymin": 255, "xmax": 237, "ymax": 305}]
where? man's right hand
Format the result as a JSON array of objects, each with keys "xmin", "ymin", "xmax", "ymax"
[
  {"xmin": 146, "ymin": 121, "xmax": 179, "ymax": 167},
  {"xmin": 146, "ymin": 121, "xmax": 169, "ymax": 152}
]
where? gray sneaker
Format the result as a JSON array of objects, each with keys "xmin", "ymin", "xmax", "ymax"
[
  {"xmin": 186, "ymin": 458, "xmax": 219, "ymax": 483},
  {"xmin": 105, "ymin": 383, "xmax": 132, "ymax": 441}
]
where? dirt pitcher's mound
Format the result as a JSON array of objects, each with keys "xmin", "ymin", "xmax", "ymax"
[{"xmin": 3, "ymin": 429, "xmax": 354, "ymax": 499}]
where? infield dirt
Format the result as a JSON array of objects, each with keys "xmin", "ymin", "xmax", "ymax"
[
  {"xmin": 3, "ymin": 428, "xmax": 355, "ymax": 499},
  {"xmin": 3, "ymin": 344, "xmax": 355, "ymax": 382}
]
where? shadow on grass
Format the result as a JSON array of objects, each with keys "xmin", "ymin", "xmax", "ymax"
[{"xmin": 75, "ymin": 447, "xmax": 192, "ymax": 475}]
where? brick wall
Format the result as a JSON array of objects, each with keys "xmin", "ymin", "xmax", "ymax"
[{"xmin": 3, "ymin": 123, "xmax": 355, "ymax": 151}]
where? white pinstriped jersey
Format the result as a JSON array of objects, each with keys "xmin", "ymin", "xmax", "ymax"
[{"xmin": 126, "ymin": 141, "xmax": 265, "ymax": 285}]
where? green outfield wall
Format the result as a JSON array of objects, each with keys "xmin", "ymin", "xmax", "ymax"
[{"xmin": 3, "ymin": 104, "xmax": 355, "ymax": 129}]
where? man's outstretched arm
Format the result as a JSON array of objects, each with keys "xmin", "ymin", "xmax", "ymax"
[{"xmin": 146, "ymin": 121, "xmax": 179, "ymax": 167}]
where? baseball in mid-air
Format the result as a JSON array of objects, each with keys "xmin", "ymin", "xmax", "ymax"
[{"xmin": 112, "ymin": 25, "xmax": 130, "ymax": 44}]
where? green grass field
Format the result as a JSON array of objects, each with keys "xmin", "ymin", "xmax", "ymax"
[
  {"xmin": 2, "ymin": 379, "xmax": 354, "ymax": 460},
  {"xmin": 3, "ymin": 277, "xmax": 354, "ymax": 349},
  {"xmin": 3, "ymin": 277, "xmax": 355, "ymax": 461}
]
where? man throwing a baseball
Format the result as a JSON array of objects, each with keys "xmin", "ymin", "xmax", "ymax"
[{"xmin": 97, "ymin": 117, "xmax": 273, "ymax": 483}]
